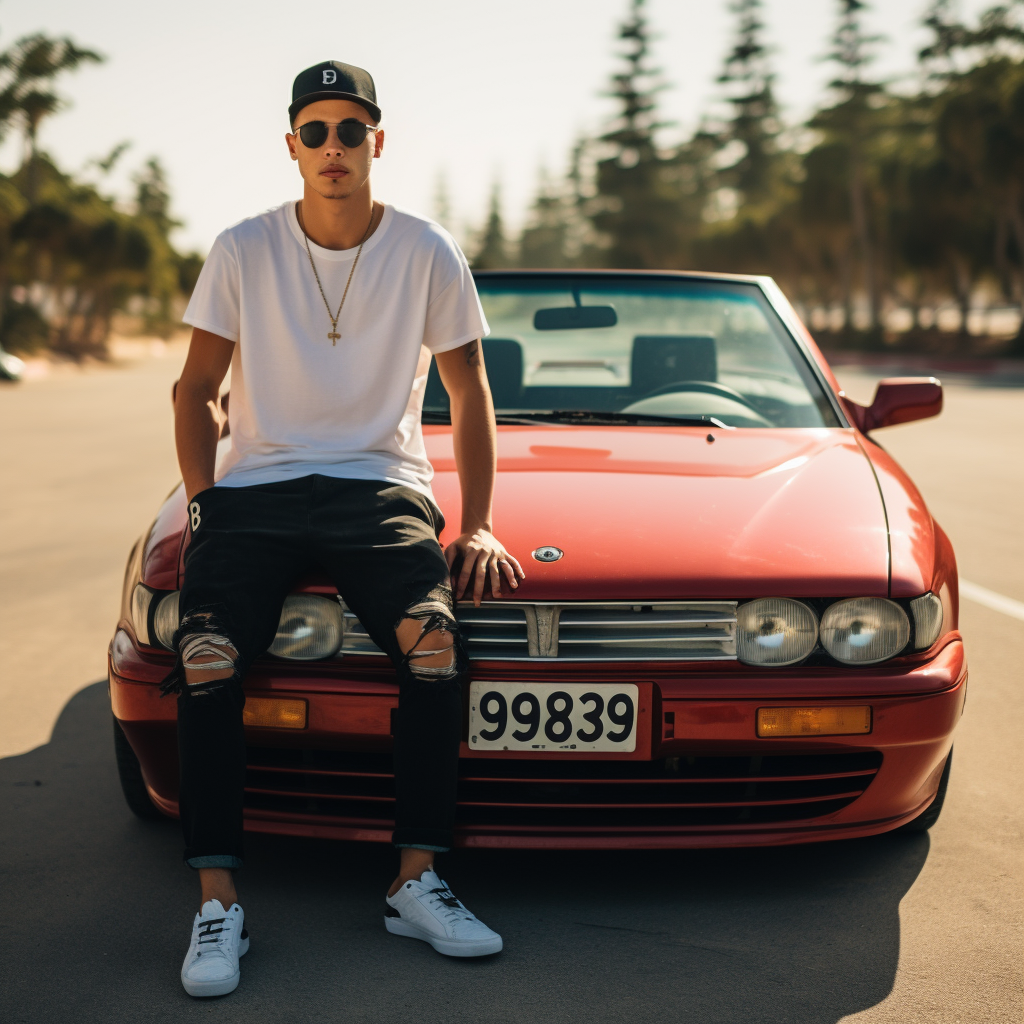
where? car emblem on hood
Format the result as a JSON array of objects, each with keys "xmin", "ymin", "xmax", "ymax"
[{"xmin": 532, "ymin": 546, "xmax": 564, "ymax": 562}]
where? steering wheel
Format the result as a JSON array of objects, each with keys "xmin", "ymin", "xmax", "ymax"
[{"xmin": 640, "ymin": 380, "xmax": 766, "ymax": 417}]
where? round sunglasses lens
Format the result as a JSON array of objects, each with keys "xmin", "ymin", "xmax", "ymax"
[
  {"xmin": 298, "ymin": 121, "xmax": 329, "ymax": 148},
  {"xmin": 337, "ymin": 121, "xmax": 369, "ymax": 147}
]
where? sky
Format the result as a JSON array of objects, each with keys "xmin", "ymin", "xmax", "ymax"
[{"xmin": 1, "ymin": 0, "xmax": 993, "ymax": 254}]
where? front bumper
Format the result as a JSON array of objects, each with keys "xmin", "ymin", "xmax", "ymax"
[{"xmin": 109, "ymin": 630, "xmax": 966, "ymax": 849}]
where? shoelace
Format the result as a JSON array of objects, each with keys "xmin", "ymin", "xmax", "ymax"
[
  {"xmin": 195, "ymin": 916, "xmax": 232, "ymax": 957},
  {"xmin": 428, "ymin": 885, "xmax": 474, "ymax": 923}
]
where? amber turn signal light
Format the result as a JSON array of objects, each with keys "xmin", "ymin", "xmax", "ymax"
[
  {"xmin": 757, "ymin": 705, "xmax": 871, "ymax": 738},
  {"xmin": 242, "ymin": 697, "xmax": 307, "ymax": 730}
]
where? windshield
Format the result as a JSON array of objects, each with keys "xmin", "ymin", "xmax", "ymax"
[{"xmin": 424, "ymin": 275, "xmax": 840, "ymax": 428}]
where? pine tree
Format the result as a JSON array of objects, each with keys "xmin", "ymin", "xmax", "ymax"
[
  {"xmin": 432, "ymin": 172, "xmax": 454, "ymax": 233},
  {"xmin": 590, "ymin": 0, "xmax": 683, "ymax": 268},
  {"xmin": 472, "ymin": 181, "xmax": 510, "ymax": 269},
  {"xmin": 518, "ymin": 167, "xmax": 572, "ymax": 268},
  {"xmin": 808, "ymin": 0, "xmax": 888, "ymax": 333},
  {"xmin": 716, "ymin": 0, "xmax": 782, "ymax": 212}
]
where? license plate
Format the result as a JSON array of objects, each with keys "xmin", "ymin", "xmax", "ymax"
[{"xmin": 468, "ymin": 682, "xmax": 639, "ymax": 753}]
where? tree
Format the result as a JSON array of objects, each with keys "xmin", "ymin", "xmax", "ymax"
[
  {"xmin": 0, "ymin": 34, "xmax": 103, "ymax": 200},
  {"xmin": 518, "ymin": 167, "xmax": 575, "ymax": 268},
  {"xmin": 694, "ymin": 0, "xmax": 794, "ymax": 277},
  {"xmin": 590, "ymin": 0, "xmax": 685, "ymax": 268},
  {"xmin": 432, "ymin": 171, "xmax": 454, "ymax": 234},
  {"xmin": 808, "ymin": 0, "xmax": 888, "ymax": 333},
  {"xmin": 472, "ymin": 181, "xmax": 511, "ymax": 269},
  {"xmin": 715, "ymin": 0, "xmax": 784, "ymax": 213},
  {"xmin": 919, "ymin": 0, "xmax": 1024, "ymax": 348}
]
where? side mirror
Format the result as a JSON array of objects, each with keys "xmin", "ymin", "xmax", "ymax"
[{"xmin": 839, "ymin": 377, "xmax": 943, "ymax": 432}]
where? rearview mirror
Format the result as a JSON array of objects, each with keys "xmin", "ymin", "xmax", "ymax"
[
  {"xmin": 839, "ymin": 377, "xmax": 943, "ymax": 432},
  {"xmin": 533, "ymin": 305, "xmax": 617, "ymax": 331}
]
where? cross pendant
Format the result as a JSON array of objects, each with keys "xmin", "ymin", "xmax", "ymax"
[{"xmin": 328, "ymin": 330, "xmax": 340, "ymax": 346}]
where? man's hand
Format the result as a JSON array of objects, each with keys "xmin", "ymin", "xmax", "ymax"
[{"xmin": 445, "ymin": 529, "xmax": 526, "ymax": 607}]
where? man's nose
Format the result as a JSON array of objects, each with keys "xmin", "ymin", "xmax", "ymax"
[{"xmin": 325, "ymin": 125, "xmax": 348, "ymax": 152}]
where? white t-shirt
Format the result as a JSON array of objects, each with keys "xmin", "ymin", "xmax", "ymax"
[{"xmin": 183, "ymin": 201, "xmax": 488, "ymax": 498}]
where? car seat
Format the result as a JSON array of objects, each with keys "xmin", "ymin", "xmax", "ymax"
[
  {"xmin": 630, "ymin": 335, "xmax": 717, "ymax": 395},
  {"xmin": 424, "ymin": 338, "xmax": 524, "ymax": 409}
]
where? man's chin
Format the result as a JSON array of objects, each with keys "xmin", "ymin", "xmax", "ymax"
[{"xmin": 307, "ymin": 178, "xmax": 359, "ymax": 200}]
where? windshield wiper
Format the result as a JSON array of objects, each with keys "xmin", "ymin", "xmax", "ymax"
[
  {"xmin": 422, "ymin": 409, "xmax": 449, "ymax": 423},
  {"xmin": 496, "ymin": 410, "xmax": 732, "ymax": 428},
  {"xmin": 423, "ymin": 409, "xmax": 567, "ymax": 427},
  {"xmin": 423, "ymin": 408, "xmax": 731, "ymax": 428}
]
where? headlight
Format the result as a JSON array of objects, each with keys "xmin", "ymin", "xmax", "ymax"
[
  {"xmin": 269, "ymin": 595, "xmax": 344, "ymax": 660},
  {"xmin": 909, "ymin": 592, "xmax": 943, "ymax": 650},
  {"xmin": 153, "ymin": 592, "xmax": 180, "ymax": 650},
  {"xmin": 737, "ymin": 598, "xmax": 818, "ymax": 666},
  {"xmin": 130, "ymin": 584, "xmax": 156, "ymax": 646},
  {"xmin": 820, "ymin": 598, "xmax": 910, "ymax": 664}
]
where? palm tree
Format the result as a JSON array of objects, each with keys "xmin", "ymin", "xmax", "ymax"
[{"xmin": 0, "ymin": 34, "xmax": 103, "ymax": 199}]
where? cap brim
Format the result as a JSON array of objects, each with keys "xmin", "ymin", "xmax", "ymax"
[{"xmin": 289, "ymin": 92, "xmax": 381, "ymax": 124}]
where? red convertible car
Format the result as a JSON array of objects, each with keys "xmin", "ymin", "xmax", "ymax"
[{"xmin": 109, "ymin": 270, "xmax": 964, "ymax": 849}]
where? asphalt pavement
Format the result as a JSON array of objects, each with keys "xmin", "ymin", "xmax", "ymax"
[{"xmin": 0, "ymin": 351, "xmax": 1020, "ymax": 1023}]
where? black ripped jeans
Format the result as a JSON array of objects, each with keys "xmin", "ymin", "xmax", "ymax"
[{"xmin": 163, "ymin": 475, "xmax": 465, "ymax": 869}]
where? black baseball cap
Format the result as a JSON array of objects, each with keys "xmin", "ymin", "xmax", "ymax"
[{"xmin": 289, "ymin": 61, "xmax": 381, "ymax": 125}]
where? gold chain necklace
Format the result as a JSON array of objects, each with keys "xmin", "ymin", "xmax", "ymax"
[{"xmin": 298, "ymin": 203, "xmax": 374, "ymax": 346}]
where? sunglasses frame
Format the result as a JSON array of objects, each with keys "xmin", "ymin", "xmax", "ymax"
[{"xmin": 291, "ymin": 119, "xmax": 381, "ymax": 149}]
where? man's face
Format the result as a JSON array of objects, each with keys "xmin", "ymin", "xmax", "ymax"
[{"xmin": 286, "ymin": 98, "xmax": 384, "ymax": 199}]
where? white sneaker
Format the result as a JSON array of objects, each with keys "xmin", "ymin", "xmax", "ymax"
[
  {"xmin": 180, "ymin": 899, "xmax": 249, "ymax": 997},
  {"xmin": 385, "ymin": 870, "xmax": 502, "ymax": 957}
]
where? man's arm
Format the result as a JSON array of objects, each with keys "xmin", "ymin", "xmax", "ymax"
[
  {"xmin": 434, "ymin": 340, "xmax": 525, "ymax": 606},
  {"xmin": 175, "ymin": 328, "xmax": 235, "ymax": 501}
]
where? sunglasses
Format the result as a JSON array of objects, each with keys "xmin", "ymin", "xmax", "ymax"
[{"xmin": 293, "ymin": 119, "xmax": 380, "ymax": 150}]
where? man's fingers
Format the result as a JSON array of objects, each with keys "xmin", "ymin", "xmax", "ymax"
[
  {"xmin": 488, "ymin": 556, "xmax": 503, "ymax": 598},
  {"xmin": 508, "ymin": 554, "xmax": 526, "ymax": 579},
  {"xmin": 456, "ymin": 553, "xmax": 475, "ymax": 599},
  {"xmin": 500, "ymin": 558, "xmax": 519, "ymax": 589},
  {"xmin": 472, "ymin": 552, "xmax": 490, "ymax": 606}
]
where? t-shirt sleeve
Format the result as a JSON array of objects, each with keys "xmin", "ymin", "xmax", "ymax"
[
  {"xmin": 421, "ymin": 233, "xmax": 490, "ymax": 354},
  {"xmin": 182, "ymin": 232, "xmax": 241, "ymax": 343}
]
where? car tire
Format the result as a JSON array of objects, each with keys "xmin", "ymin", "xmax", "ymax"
[
  {"xmin": 113, "ymin": 716, "xmax": 163, "ymax": 820},
  {"xmin": 896, "ymin": 748, "xmax": 952, "ymax": 834}
]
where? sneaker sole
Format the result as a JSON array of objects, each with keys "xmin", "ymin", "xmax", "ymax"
[
  {"xmin": 181, "ymin": 969, "xmax": 240, "ymax": 998},
  {"xmin": 181, "ymin": 936, "xmax": 248, "ymax": 998},
  {"xmin": 384, "ymin": 915, "xmax": 503, "ymax": 957}
]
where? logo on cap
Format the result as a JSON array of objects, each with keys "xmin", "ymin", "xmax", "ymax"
[{"xmin": 323, "ymin": 69, "xmax": 337, "ymax": 84}]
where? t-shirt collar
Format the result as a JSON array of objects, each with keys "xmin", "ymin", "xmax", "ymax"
[{"xmin": 287, "ymin": 200, "xmax": 393, "ymax": 261}]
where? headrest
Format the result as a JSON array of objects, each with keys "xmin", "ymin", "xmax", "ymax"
[
  {"xmin": 630, "ymin": 335, "xmax": 717, "ymax": 394},
  {"xmin": 424, "ymin": 338, "xmax": 524, "ymax": 409}
]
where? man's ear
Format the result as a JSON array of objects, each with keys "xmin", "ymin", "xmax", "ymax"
[
  {"xmin": 373, "ymin": 130, "xmax": 385, "ymax": 158},
  {"xmin": 286, "ymin": 132, "xmax": 298, "ymax": 161}
]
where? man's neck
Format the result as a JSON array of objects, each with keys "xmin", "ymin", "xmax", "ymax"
[{"xmin": 298, "ymin": 182, "xmax": 380, "ymax": 251}]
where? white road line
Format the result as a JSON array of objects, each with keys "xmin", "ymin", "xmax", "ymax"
[{"xmin": 960, "ymin": 580, "xmax": 1024, "ymax": 622}]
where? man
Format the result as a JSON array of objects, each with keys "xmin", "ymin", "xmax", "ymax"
[{"xmin": 170, "ymin": 60, "xmax": 524, "ymax": 997}]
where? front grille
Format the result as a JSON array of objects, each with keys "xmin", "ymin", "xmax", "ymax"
[
  {"xmin": 338, "ymin": 600, "xmax": 738, "ymax": 662},
  {"xmin": 243, "ymin": 747, "xmax": 882, "ymax": 832}
]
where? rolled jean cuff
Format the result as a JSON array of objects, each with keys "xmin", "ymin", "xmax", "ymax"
[
  {"xmin": 186, "ymin": 854, "xmax": 243, "ymax": 870},
  {"xmin": 391, "ymin": 827, "xmax": 452, "ymax": 853}
]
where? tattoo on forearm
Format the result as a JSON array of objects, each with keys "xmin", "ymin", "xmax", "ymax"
[{"xmin": 465, "ymin": 342, "xmax": 479, "ymax": 366}]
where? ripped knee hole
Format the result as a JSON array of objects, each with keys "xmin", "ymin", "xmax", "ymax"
[
  {"xmin": 180, "ymin": 632, "xmax": 238, "ymax": 680},
  {"xmin": 397, "ymin": 603, "xmax": 458, "ymax": 679}
]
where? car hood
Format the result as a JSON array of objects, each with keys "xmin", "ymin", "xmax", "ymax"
[
  {"xmin": 142, "ymin": 427, "xmax": 891, "ymax": 601},
  {"xmin": 427, "ymin": 426, "xmax": 889, "ymax": 600}
]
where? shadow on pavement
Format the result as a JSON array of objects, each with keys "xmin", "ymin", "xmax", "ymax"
[{"xmin": 1, "ymin": 682, "xmax": 929, "ymax": 1024}]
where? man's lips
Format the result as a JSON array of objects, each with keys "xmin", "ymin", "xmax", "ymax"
[{"xmin": 320, "ymin": 167, "xmax": 349, "ymax": 179}]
